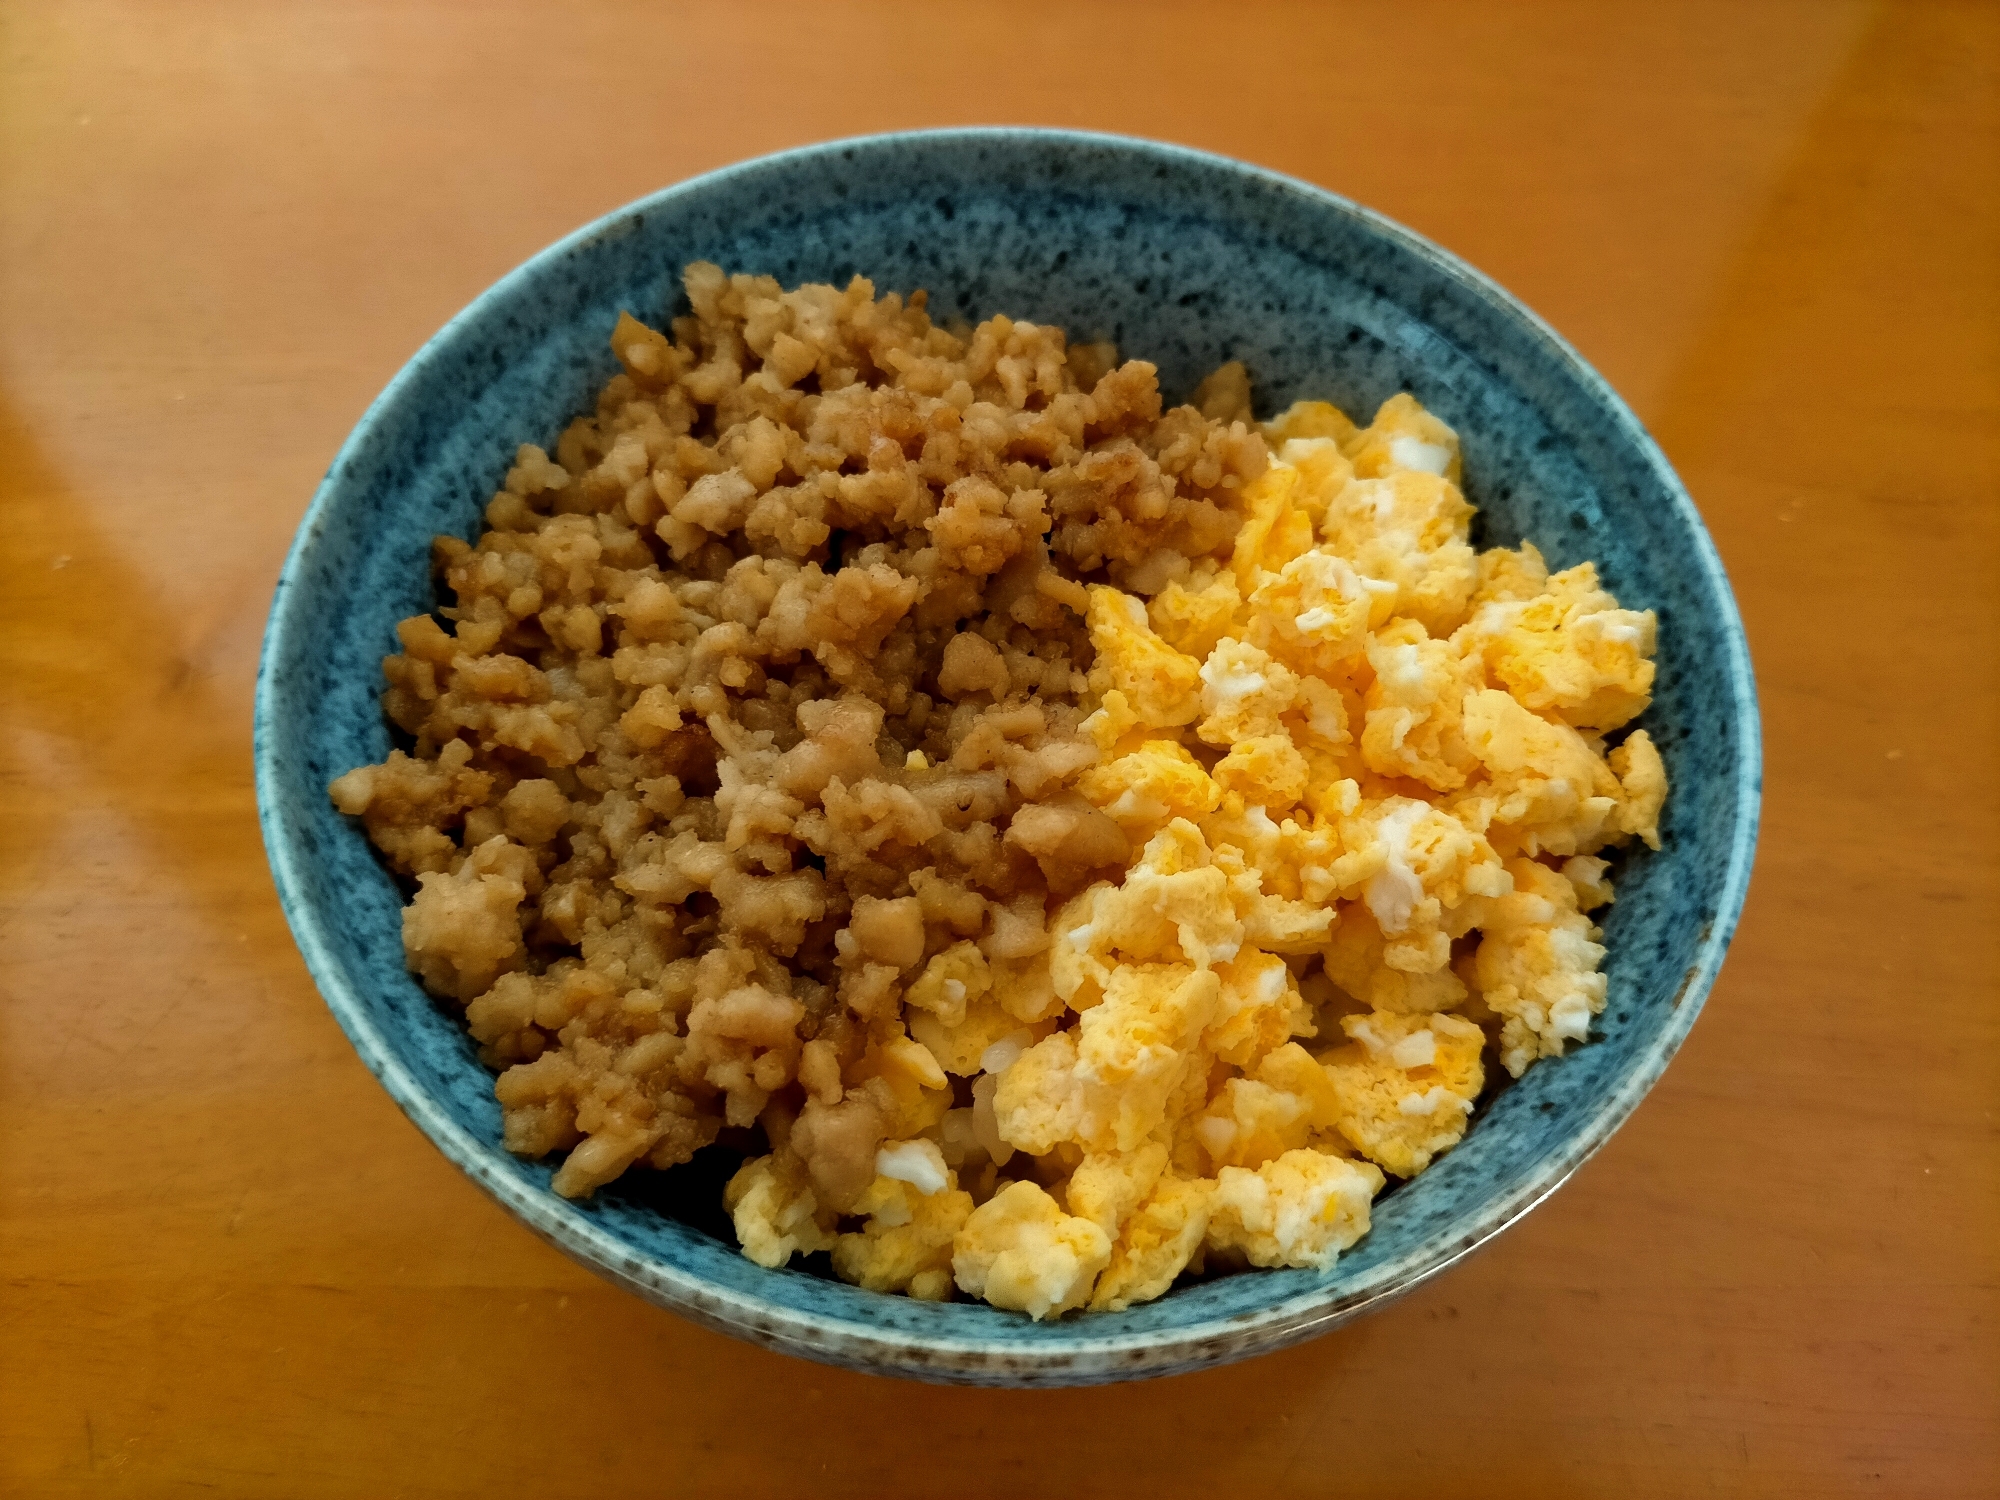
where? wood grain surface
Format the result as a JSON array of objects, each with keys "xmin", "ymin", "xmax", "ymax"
[{"xmin": 3, "ymin": 2, "xmax": 1995, "ymax": 1495}]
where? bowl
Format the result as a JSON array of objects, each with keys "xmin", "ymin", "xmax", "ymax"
[{"xmin": 255, "ymin": 127, "xmax": 1760, "ymax": 1386}]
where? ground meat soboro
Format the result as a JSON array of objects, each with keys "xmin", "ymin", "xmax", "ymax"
[{"xmin": 328, "ymin": 261, "xmax": 1262, "ymax": 1233}]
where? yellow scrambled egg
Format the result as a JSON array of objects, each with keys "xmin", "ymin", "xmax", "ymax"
[{"xmin": 756, "ymin": 392, "xmax": 1668, "ymax": 1318}]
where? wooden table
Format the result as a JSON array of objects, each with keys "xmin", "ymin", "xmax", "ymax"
[{"xmin": 5, "ymin": 2, "xmax": 1994, "ymax": 1494}]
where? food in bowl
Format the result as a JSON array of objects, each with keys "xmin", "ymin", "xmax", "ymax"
[{"xmin": 328, "ymin": 262, "xmax": 1667, "ymax": 1319}]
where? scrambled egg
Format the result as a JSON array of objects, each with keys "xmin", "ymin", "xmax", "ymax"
[
  {"xmin": 1085, "ymin": 587, "xmax": 1202, "ymax": 733},
  {"xmin": 1206, "ymin": 1149, "xmax": 1384, "ymax": 1271},
  {"xmin": 1323, "ymin": 1011, "xmax": 1485, "ymax": 1175},
  {"xmin": 726, "ymin": 1151, "xmax": 837, "ymax": 1268},
  {"xmin": 1472, "ymin": 857, "xmax": 1611, "ymax": 1077},
  {"xmin": 952, "ymin": 1180, "xmax": 1112, "ymax": 1320},
  {"xmin": 831, "ymin": 1151, "xmax": 975, "ymax": 1300},
  {"xmin": 746, "ymin": 392, "xmax": 1668, "ymax": 1316},
  {"xmin": 1077, "ymin": 738, "xmax": 1220, "ymax": 839}
]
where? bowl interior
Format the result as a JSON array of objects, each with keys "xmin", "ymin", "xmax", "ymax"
[{"xmin": 256, "ymin": 129, "xmax": 1758, "ymax": 1384}]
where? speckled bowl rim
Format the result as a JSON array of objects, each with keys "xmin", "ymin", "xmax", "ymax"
[{"xmin": 256, "ymin": 126, "xmax": 1761, "ymax": 1386}]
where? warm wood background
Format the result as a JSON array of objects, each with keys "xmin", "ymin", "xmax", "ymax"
[{"xmin": 4, "ymin": 2, "xmax": 1995, "ymax": 1495}]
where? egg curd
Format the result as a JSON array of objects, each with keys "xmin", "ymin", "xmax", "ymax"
[{"xmin": 910, "ymin": 394, "xmax": 1666, "ymax": 1315}]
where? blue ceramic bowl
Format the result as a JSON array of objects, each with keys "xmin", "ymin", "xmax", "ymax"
[{"xmin": 256, "ymin": 128, "xmax": 1759, "ymax": 1386}]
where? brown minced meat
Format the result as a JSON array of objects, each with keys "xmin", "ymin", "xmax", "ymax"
[{"xmin": 330, "ymin": 264, "xmax": 1263, "ymax": 1206}]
